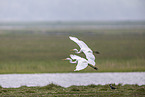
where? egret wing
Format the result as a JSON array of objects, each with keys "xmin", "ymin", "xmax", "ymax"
[
  {"xmin": 70, "ymin": 54, "xmax": 81, "ymax": 60},
  {"xmin": 85, "ymin": 52, "xmax": 95, "ymax": 60},
  {"xmin": 88, "ymin": 59, "xmax": 95, "ymax": 66},
  {"xmin": 84, "ymin": 52, "xmax": 95, "ymax": 66},
  {"xmin": 69, "ymin": 36, "xmax": 79, "ymax": 42},
  {"xmin": 74, "ymin": 60, "xmax": 88, "ymax": 71},
  {"xmin": 69, "ymin": 36, "xmax": 91, "ymax": 50}
]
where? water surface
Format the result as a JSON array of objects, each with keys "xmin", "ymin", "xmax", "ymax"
[{"xmin": 0, "ymin": 72, "xmax": 145, "ymax": 88}]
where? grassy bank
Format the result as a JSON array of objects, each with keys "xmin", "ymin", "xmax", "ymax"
[
  {"xmin": 0, "ymin": 84, "xmax": 145, "ymax": 96},
  {"xmin": 0, "ymin": 29, "xmax": 145, "ymax": 73}
]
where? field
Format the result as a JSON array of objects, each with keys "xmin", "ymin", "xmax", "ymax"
[
  {"xmin": 0, "ymin": 84, "xmax": 145, "ymax": 97},
  {"xmin": 0, "ymin": 23, "xmax": 145, "ymax": 96},
  {"xmin": 0, "ymin": 28, "xmax": 145, "ymax": 73}
]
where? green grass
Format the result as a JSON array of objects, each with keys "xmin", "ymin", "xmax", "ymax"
[
  {"xmin": 0, "ymin": 29, "xmax": 145, "ymax": 73},
  {"xmin": 0, "ymin": 84, "xmax": 145, "ymax": 97}
]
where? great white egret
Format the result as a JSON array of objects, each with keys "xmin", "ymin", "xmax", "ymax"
[
  {"xmin": 64, "ymin": 54, "xmax": 97, "ymax": 71},
  {"xmin": 69, "ymin": 36, "xmax": 99, "ymax": 66}
]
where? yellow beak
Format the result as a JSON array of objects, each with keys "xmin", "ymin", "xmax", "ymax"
[
  {"xmin": 70, "ymin": 49, "xmax": 74, "ymax": 51},
  {"xmin": 62, "ymin": 59, "xmax": 67, "ymax": 60}
]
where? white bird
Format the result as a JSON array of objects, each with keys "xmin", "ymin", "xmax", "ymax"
[
  {"xmin": 64, "ymin": 54, "xmax": 97, "ymax": 71},
  {"xmin": 69, "ymin": 36, "xmax": 99, "ymax": 66}
]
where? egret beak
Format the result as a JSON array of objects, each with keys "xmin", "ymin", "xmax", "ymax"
[
  {"xmin": 62, "ymin": 59, "xmax": 67, "ymax": 60},
  {"xmin": 70, "ymin": 49, "xmax": 74, "ymax": 51}
]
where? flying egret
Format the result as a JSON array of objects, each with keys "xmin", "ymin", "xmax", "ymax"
[
  {"xmin": 64, "ymin": 54, "xmax": 98, "ymax": 71},
  {"xmin": 69, "ymin": 36, "xmax": 99, "ymax": 66}
]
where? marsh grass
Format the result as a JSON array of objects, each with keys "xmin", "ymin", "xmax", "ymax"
[
  {"xmin": 0, "ymin": 84, "xmax": 145, "ymax": 97},
  {"xmin": 40, "ymin": 83, "xmax": 63, "ymax": 90},
  {"xmin": 0, "ymin": 29, "xmax": 145, "ymax": 73}
]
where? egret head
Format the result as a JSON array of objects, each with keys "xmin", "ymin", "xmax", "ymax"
[
  {"xmin": 70, "ymin": 49, "xmax": 78, "ymax": 53},
  {"xmin": 62, "ymin": 58, "xmax": 71, "ymax": 60},
  {"xmin": 70, "ymin": 49, "xmax": 77, "ymax": 51}
]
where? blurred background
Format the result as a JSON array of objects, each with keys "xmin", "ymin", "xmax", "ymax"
[{"xmin": 0, "ymin": 0, "xmax": 145, "ymax": 73}]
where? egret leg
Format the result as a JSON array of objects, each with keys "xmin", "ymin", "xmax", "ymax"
[{"xmin": 88, "ymin": 64, "xmax": 98, "ymax": 70}]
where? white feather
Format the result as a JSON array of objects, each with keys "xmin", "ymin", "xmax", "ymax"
[
  {"xmin": 70, "ymin": 54, "xmax": 88, "ymax": 71},
  {"xmin": 69, "ymin": 36, "xmax": 95, "ymax": 66}
]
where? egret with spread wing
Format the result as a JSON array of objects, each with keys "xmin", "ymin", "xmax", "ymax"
[
  {"xmin": 69, "ymin": 36, "xmax": 99, "ymax": 67},
  {"xmin": 64, "ymin": 54, "xmax": 97, "ymax": 71}
]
